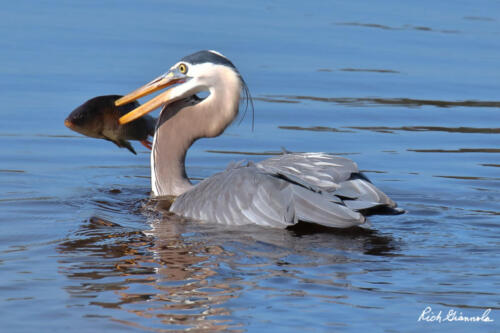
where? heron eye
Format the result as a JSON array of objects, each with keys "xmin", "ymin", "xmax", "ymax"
[{"xmin": 179, "ymin": 64, "xmax": 187, "ymax": 74}]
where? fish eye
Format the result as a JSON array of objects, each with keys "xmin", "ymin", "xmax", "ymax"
[{"xmin": 179, "ymin": 63, "xmax": 187, "ymax": 74}]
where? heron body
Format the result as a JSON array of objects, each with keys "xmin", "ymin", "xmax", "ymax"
[{"xmin": 116, "ymin": 50, "xmax": 398, "ymax": 228}]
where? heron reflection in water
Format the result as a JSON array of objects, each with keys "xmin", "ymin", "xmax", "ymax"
[
  {"xmin": 58, "ymin": 212, "xmax": 396, "ymax": 330},
  {"xmin": 116, "ymin": 50, "xmax": 400, "ymax": 228}
]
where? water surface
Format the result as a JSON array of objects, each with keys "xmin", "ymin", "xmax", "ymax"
[{"xmin": 0, "ymin": 1, "xmax": 499, "ymax": 332}]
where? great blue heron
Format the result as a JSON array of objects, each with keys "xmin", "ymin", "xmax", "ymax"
[{"xmin": 116, "ymin": 50, "xmax": 399, "ymax": 228}]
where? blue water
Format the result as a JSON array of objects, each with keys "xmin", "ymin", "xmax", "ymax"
[{"xmin": 0, "ymin": 1, "xmax": 499, "ymax": 332}]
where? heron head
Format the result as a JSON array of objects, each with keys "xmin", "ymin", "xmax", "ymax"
[{"xmin": 116, "ymin": 50, "xmax": 251, "ymax": 125}]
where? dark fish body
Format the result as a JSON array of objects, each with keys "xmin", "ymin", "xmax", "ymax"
[{"xmin": 65, "ymin": 95, "xmax": 156, "ymax": 154}]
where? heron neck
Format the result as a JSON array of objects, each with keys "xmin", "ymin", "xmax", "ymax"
[{"xmin": 151, "ymin": 84, "xmax": 240, "ymax": 197}]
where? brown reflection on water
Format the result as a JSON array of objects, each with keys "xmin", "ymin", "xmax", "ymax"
[
  {"xmin": 433, "ymin": 175, "xmax": 500, "ymax": 181},
  {"xmin": 279, "ymin": 126, "xmax": 354, "ymax": 133},
  {"xmin": 58, "ymin": 215, "xmax": 242, "ymax": 332},
  {"xmin": 339, "ymin": 68, "xmax": 400, "ymax": 74},
  {"xmin": 347, "ymin": 126, "xmax": 500, "ymax": 134},
  {"xmin": 205, "ymin": 149, "xmax": 283, "ymax": 156},
  {"xmin": 408, "ymin": 148, "xmax": 500, "ymax": 153},
  {"xmin": 279, "ymin": 125, "xmax": 500, "ymax": 134},
  {"xmin": 278, "ymin": 126, "xmax": 500, "ymax": 134},
  {"xmin": 205, "ymin": 149, "xmax": 359, "ymax": 156},
  {"xmin": 336, "ymin": 22, "xmax": 396, "ymax": 30},
  {"xmin": 0, "ymin": 169, "xmax": 25, "ymax": 173},
  {"xmin": 316, "ymin": 68, "xmax": 399, "ymax": 73},
  {"xmin": 334, "ymin": 22, "xmax": 461, "ymax": 34},
  {"xmin": 463, "ymin": 16, "xmax": 496, "ymax": 22},
  {"xmin": 57, "ymin": 204, "xmax": 399, "ymax": 331},
  {"xmin": 262, "ymin": 95, "xmax": 500, "ymax": 108},
  {"xmin": 253, "ymin": 97, "xmax": 299, "ymax": 104}
]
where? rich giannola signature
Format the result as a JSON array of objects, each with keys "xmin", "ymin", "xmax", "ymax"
[{"xmin": 418, "ymin": 306, "xmax": 494, "ymax": 323}]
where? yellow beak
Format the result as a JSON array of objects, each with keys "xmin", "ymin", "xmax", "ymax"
[{"xmin": 115, "ymin": 72, "xmax": 183, "ymax": 125}]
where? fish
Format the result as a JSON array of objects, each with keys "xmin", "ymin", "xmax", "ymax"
[{"xmin": 65, "ymin": 95, "xmax": 156, "ymax": 154}]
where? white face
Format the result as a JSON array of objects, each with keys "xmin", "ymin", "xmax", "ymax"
[
  {"xmin": 164, "ymin": 61, "xmax": 241, "ymax": 104},
  {"xmin": 172, "ymin": 62, "xmax": 221, "ymax": 86}
]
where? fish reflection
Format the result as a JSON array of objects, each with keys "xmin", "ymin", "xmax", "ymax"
[{"xmin": 58, "ymin": 207, "xmax": 398, "ymax": 331}]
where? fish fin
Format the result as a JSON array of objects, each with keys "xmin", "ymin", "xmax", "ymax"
[
  {"xmin": 119, "ymin": 140, "xmax": 137, "ymax": 155},
  {"xmin": 107, "ymin": 137, "xmax": 137, "ymax": 155}
]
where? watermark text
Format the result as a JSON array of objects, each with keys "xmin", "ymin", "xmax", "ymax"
[{"xmin": 418, "ymin": 306, "xmax": 494, "ymax": 323}]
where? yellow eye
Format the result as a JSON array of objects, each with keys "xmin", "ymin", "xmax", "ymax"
[{"xmin": 179, "ymin": 63, "xmax": 187, "ymax": 74}]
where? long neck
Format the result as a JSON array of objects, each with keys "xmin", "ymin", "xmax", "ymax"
[{"xmin": 151, "ymin": 75, "xmax": 241, "ymax": 197}]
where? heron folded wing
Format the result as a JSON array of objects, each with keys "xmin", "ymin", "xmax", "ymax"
[
  {"xmin": 171, "ymin": 165, "xmax": 294, "ymax": 227},
  {"xmin": 170, "ymin": 164, "xmax": 366, "ymax": 228},
  {"xmin": 258, "ymin": 153, "xmax": 396, "ymax": 209},
  {"xmin": 336, "ymin": 178, "xmax": 396, "ymax": 208},
  {"xmin": 290, "ymin": 185, "xmax": 365, "ymax": 228},
  {"xmin": 256, "ymin": 152, "xmax": 358, "ymax": 191}
]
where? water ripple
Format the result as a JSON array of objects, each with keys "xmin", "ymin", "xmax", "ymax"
[{"xmin": 263, "ymin": 95, "xmax": 500, "ymax": 108}]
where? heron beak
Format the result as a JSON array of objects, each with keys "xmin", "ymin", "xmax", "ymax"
[{"xmin": 116, "ymin": 72, "xmax": 184, "ymax": 125}]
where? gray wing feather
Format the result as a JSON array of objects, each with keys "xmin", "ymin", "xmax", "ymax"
[
  {"xmin": 337, "ymin": 178, "xmax": 396, "ymax": 208},
  {"xmin": 257, "ymin": 153, "xmax": 396, "ymax": 210},
  {"xmin": 171, "ymin": 165, "xmax": 295, "ymax": 227},
  {"xmin": 290, "ymin": 186, "xmax": 365, "ymax": 227},
  {"xmin": 257, "ymin": 152, "xmax": 358, "ymax": 190},
  {"xmin": 171, "ymin": 163, "xmax": 365, "ymax": 228}
]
